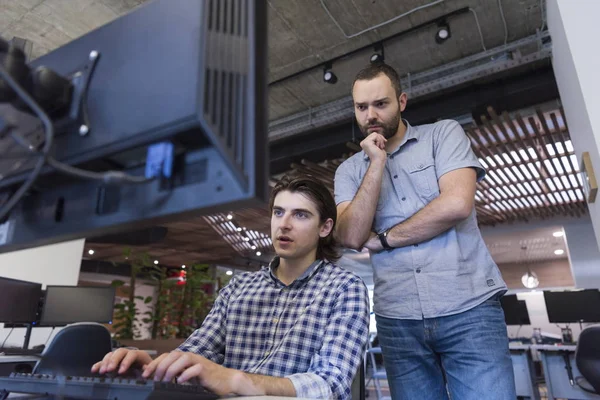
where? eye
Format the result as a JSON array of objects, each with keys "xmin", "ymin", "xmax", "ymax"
[
  {"xmin": 273, "ymin": 209, "xmax": 283, "ymax": 217},
  {"xmin": 356, "ymin": 105, "xmax": 366, "ymax": 111},
  {"xmin": 376, "ymin": 101, "xmax": 386, "ymax": 108},
  {"xmin": 295, "ymin": 211, "xmax": 308, "ymax": 219}
]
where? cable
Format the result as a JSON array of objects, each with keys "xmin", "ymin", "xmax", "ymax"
[
  {"xmin": 320, "ymin": 0, "xmax": 446, "ymax": 39},
  {"xmin": 497, "ymin": 0, "xmax": 508, "ymax": 45},
  {"xmin": 10, "ymin": 130, "xmax": 154, "ymax": 185},
  {"xmin": 539, "ymin": 0, "xmax": 546, "ymax": 31},
  {"xmin": 44, "ymin": 327, "xmax": 55, "ymax": 345},
  {"xmin": 468, "ymin": 8, "xmax": 487, "ymax": 52},
  {"xmin": 0, "ymin": 63, "xmax": 54, "ymax": 222},
  {"xmin": 515, "ymin": 325, "xmax": 523, "ymax": 338},
  {"xmin": 0, "ymin": 326, "xmax": 15, "ymax": 349}
]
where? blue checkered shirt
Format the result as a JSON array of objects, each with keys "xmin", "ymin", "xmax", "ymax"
[{"xmin": 178, "ymin": 258, "xmax": 370, "ymax": 399}]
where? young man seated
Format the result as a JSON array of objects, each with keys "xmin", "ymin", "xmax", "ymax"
[{"xmin": 92, "ymin": 175, "xmax": 370, "ymax": 399}]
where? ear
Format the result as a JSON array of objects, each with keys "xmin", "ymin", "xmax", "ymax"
[
  {"xmin": 398, "ymin": 92, "xmax": 408, "ymax": 112},
  {"xmin": 319, "ymin": 218, "xmax": 334, "ymax": 238}
]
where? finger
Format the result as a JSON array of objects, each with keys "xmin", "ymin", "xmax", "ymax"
[
  {"xmin": 151, "ymin": 352, "xmax": 182, "ymax": 381},
  {"xmin": 105, "ymin": 348, "xmax": 129, "ymax": 373},
  {"xmin": 97, "ymin": 352, "xmax": 113, "ymax": 374},
  {"xmin": 91, "ymin": 361, "xmax": 103, "ymax": 373},
  {"xmin": 142, "ymin": 353, "xmax": 168, "ymax": 379},
  {"xmin": 118, "ymin": 350, "xmax": 140, "ymax": 374},
  {"xmin": 162, "ymin": 353, "xmax": 195, "ymax": 382},
  {"xmin": 177, "ymin": 363, "xmax": 205, "ymax": 385}
]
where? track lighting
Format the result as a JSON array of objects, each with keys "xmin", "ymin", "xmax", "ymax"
[
  {"xmin": 435, "ymin": 21, "xmax": 451, "ymax": 44},
  {"xmin": 370, "ymin": 43, "xmax": 384, "ymax": 64},
  {"xmin": 521, "ymin": 270, "xmax": 539, "ymax": 289},
  {"xmin": 323, "ymin": 63, "xmax": 337, "ymax": 84}
]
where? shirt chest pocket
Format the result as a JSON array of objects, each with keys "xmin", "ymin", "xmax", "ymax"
[{"xmin": 408, "ymin": 161, "xmax": 438, "ymax": 200}]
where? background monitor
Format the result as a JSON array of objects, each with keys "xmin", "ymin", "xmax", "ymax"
[
  {"xmin": 500, "ymin": 294, "xmax": 531, "ymax": 326},
  {"xmin": 0, "ymin": 276, "xmax": 42, "ymax": 324},
  {"xmin": 0, "ymin": 0, "xmax": 268, "ymax": 253},
  {"xmin": 544, "ymin": 289, "xmax": 600, "ymax": 323},
  {"xmin": 40, "ymin": 286, "xmax": 115, "ymax": 326}
]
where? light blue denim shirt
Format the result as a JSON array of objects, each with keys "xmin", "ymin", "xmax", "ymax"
[{"xmin": 334, "ymin": 119, "xmax": 507, "ymax": 319}]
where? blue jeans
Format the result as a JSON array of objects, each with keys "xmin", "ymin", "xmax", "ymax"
[{"xmin": 375, "ymin": 295, "xmax": 516, "ymax": 400}]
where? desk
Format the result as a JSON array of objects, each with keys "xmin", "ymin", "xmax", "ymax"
[
  {"xmin": 509, "ymin": 344, "xmax": 540, "ymax": 399},
  {"xmin": 0, "ymin": 356, "xmax": 39, "ymax": 377},
  {"xmin": 533, "ymin": 344, "xmax": 600, "ymax": 399}
]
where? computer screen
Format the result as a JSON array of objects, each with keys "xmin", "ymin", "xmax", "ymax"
[
  {"xmin": 0, "ymin": 0, "xmax": 268, "ymax": 253},
  {"xmin": 500, "ymin": 294, "xmax": 531, "ymax": 326},
  {"xmin": 544, "ymin": 289, "xmax": 600, "ymax": 323},
  {"xmin": 40, "ymin": 286, "xmax": 115, "ymax": 326},
  {"xmin": 0, "ymin": 276, "xmax": 42, "ymax": 323}
]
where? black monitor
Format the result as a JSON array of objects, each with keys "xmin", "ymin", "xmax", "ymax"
[
  {"xmin": 500, "ymin": 294, "xmax": 531, "ymax": 325},
  {"xmin": 0, "ymin": 276, "xmax": 42, "ymax": 323},
  {"xmin": 544, "ymin": 289, "xmax": 600, "ymax": 323},
  {"xmin": 0, "ymin": 0, "xmax": 268, "ymax": 253},
  {"xmin": 40, "ymin": 286, "xmax": 116, "ymax": 326}
]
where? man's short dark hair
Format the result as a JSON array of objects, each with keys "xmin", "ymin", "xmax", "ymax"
[
  {"xmin": 269, "ymin": 174, "xmax": 341, "ymax": 262},
  {"xmin": 353, "ymin": 63, "xmax": 403, "ymax": 98}
]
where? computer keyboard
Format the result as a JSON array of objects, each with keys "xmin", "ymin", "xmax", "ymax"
[{"xmin": 0, "ymin": 372, "xmax": 219, "ymax": 399}]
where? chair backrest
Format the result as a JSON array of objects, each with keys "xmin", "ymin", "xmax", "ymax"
[
  {"xmin": 34, "ymin": 322, "xmax": 112, "ymax": 377},
  {"xmin": 575, "ymin": 325, "xmax": 600, "ymax": 394}
]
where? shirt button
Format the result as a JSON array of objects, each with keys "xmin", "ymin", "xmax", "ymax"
[
  {"xmin": 418, "ymin": 163, "xmax": 424, "ymax": 169},
  {"xmin": 273, "ymin": 318, "xmax": 279, "ymax": 323},
  {"xmin": 393, "ymin": 175, "xmax": 398, "ymax": 179},
  {"xmin": 401, "ymin": 197, "xmax": 406, "ymax": 201},
  {"xmin": 416, "ymin": 269, "xmax": 421, "ymax": 273},
  {"xmin": 414, "ymin": 244, "xmax": 418, "ymax": 247},
  {"xmin": 265, "ymin": 351, "xmax": 270, "ymax": 356}
]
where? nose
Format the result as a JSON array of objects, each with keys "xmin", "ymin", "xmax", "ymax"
[
  {"xmin": 279, "ymin": 212, "xmax": 292, "ymax": 230},
  {"xmin": 366, "ymin": 106, "xmax": 377, "ymax": 122}
]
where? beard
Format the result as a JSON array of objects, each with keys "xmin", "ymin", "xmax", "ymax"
[{"xmin": 359, "ymin": 112, "xmax": 401, "ymax": 139}]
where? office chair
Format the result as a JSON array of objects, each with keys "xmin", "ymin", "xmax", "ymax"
[
  {"xmin": 34, "ymin": 322, "xmax": 112, "ymax": 377},
  {"xmin": 365, "ymin": 337, "xmax": 390, "ymax": 400},
  {"xmin": 575, "ymin": 325, "xmax": 600, "ymax": 394}
]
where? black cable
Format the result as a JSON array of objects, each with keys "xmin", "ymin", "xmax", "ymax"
[
  {"xmin": 10, "ymin": 130, "xmax": 154, "ymax": 184},
  {"xmin": 0, "ymin": 326, "xmax": 15, "ymax": 349},
  {"xmin": 0, "ymin": 63, "xmax": 54, "ymax": 222}
]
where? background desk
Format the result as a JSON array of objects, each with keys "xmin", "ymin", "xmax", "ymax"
[
  {"xmin": 533, "ymin": 344, "xmax": 600, "ymax": 400},
  {"xmin": 509, "ymin": 343, "xmax": 540, "ymax": 399},
  {"xmin": 0, "ymin": 356, "xmax": 39, "ymax": 377}
]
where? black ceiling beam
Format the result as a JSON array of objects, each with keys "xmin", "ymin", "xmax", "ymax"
[{"xmin": 268, "ymin": 7, "xmax": 470, "ymax": 86}]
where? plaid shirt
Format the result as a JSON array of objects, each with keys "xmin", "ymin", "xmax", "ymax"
[{"xmin": 178, "ymin": 258, "xmax": 370, "ymax": 399}]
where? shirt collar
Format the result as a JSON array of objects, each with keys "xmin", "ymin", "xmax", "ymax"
[
  {"xmin": 362, "ymin": 119, "xmax": 417, "ymax": 161},
  {"xmin": 262, "ymin": 256, "xmax": 324, "ymax": 287}
]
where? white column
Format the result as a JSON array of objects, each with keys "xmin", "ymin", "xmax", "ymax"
[{"xmin": 548, "ymin": 0, "xmax": 600, "ymax": 249}]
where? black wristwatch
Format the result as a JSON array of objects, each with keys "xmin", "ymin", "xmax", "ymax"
[{"xmin": 377, "ymin": 229, "xmax": 393, "ymax": 250}]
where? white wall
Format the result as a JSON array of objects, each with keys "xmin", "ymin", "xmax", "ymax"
[
  {"xmin": 0, "ymin": 239, "xmax": 85, "ymax": 348},
  {"xmin": 548, "ymin": 0, "xmax": 600, "ymax": 248}
]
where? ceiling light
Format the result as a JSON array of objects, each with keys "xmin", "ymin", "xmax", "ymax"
[
  {"xmin": 251, "ymin": 245, "xmax": 257, "ymax": 250},
  {"xmin": 554, "ymin": 249, "xmax": 565, "ymax": 255},
  {"xmin": 370, "ymin": 43, "xmax": 384, "ymax": 64},
  {"xmin": 323, "ymin": 63, "xmax": 337, "ymax": 84},
  {"xmin": 435, "ymin": 21, "xmax": 451, "ymax": 44},
  {"xmin": 181, "ymin": 265, "xmax": 186, "ymax": 269},
  {"xmin": 226, "ymin": 213, "xmax": 233, "ymax": 220},
  {"xmin": 243, "ymin": 237, "xmax": 250, "ymax": 242},
  {"xmin": 521, "ymin": 270, "xmax": 539, "ymax": 289},
  {"xmin": 236, "ymin": 227, "xmax": 242, "ymax": 232},
  {"xmin": 88, "ymin": 249, "xmax": 95, "ymax": 255},
  {"xmin": 154, "ymin": 260, "xmax": 159, "ymax": 264},
  {"xmin": 226, "ymin": 270, "xmax": 233, "ymax": 276},
  {"xmin": 256, "ymin": 251, "xmax": 262, "ymax": 256},
  {"xmin": 553, "ymin": 231, "xmax": 564, "ymax": 237}
]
